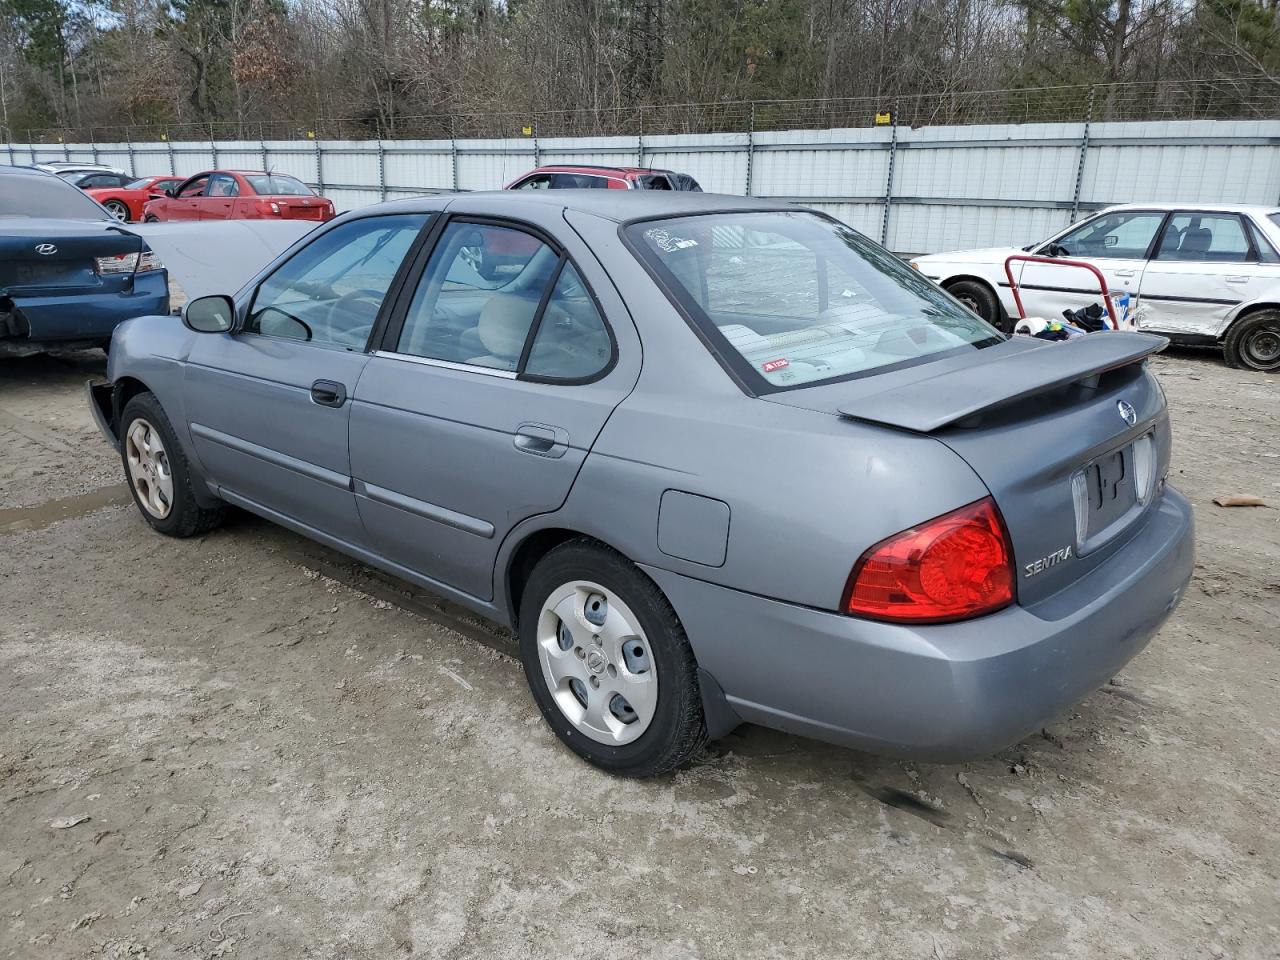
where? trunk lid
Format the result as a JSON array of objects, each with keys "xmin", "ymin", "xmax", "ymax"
[
  {"xmin": 275, "ymin": 198, "xmax": 331, "ymax": 221},
  {"xmin": 0, "ymin": 219, "xmax": 140, "ymax": 295},
  {"xmin": 764, "ymin": 332, "xmax": 1172, "ymax": 606}
]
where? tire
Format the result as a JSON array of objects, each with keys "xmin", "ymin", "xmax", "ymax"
[
  {"xmin": 143, "ymin": 214, "xmax": 160, "ymax": 223},
  {"xmin": 946, "ymin": 279, "xmax": 1007, "ymax": 332},
  {"xmin": 518, "ymin": 539, "xmax": 707, "ymax": 776},
  {"xmin": 103, "ymin": 199, "xmax": 129, "ymax": 222},
  {"xmin": 1223, "ymin": 309, "xmax": 1280, "ymax": 373},
  {"xmin": 119, "ymin": 392, "xmax": 226, "ymax": 537}
]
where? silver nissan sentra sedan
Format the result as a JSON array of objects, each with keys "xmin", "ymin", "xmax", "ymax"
[{"xmin": 88, "ymin": 191, "xmax": 1195, "ymax": 776}]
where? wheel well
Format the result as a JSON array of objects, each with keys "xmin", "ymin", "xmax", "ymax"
[
  {"xmin": 505, "ymin": 528, "xmax": 586, "ymax": 626},
  {"xmin": 111, "ymin": 376, "xmax": 152, "ymax": 429},
  {"xmin": 1223, "ymin": 302, "xmax": 1280, "ymax": 342}
]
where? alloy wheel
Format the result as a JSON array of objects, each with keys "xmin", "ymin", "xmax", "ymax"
[
  {"xmin": 104, "ymin": 200, "xmax": 129, "ymax": 222},
  {"xmin": 125, "ymin": 418, "xmax": 174, "ymax": 519}
]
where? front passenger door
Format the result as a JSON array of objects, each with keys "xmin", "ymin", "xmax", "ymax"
[
  {"xmin": 183, "ymin": 213, "xmax": 431, "ymax": 545},
  {"xmin": 1020, "ymin": 210, "xmax": 1166, "ymax": 326}
]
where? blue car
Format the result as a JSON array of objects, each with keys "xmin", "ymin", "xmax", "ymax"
[{"xmin": 1, "ymin": 165, "xmax": 168, "ymax": 356}]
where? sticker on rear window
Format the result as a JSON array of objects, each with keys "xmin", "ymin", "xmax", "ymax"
[
  {"xmin": 646, "ymin": 228, "xmax": 699, "ymax": 253},
  {"xmin": 761, "ymin": 358, "xmax": 790, "ymax": 373}
]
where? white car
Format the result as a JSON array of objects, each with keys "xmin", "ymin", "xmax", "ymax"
[{"xmin": 910, "ymin": 203, "xmax": 1280, "ymax": 372}]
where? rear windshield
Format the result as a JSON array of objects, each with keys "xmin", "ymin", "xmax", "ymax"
[
  {"xmin": 245, "ymin": 175, "xmax": 313, "ymax": 196},
  {"xmin": 0, "ymin": 175, "xmax": 109, "ymax": 220},
  {"xmin": 627, "ymin": 211, "xmax": 1002, "ymax": 390}
]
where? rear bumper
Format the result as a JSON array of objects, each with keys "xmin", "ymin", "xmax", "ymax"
[
  {"xmin": 644, "ymin": 486, "xmax": 1195, "ymax": 760},
  {"xmin": 2, "ymin": 271, "xmax": 168, "ymax": 347}
]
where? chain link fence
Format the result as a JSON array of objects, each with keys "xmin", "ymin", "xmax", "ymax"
[{"xmin": 6, "ymin": 76, "xmax": 1279, "ymax": 145}]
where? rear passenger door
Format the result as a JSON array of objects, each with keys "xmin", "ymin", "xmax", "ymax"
[
  {"xmin": 1136, "ymin": 211, "xmax": 1276, "ymax": 337},
  {"xmin": 349, "ymin": 215, "xmax": 635, "ymax": 601}
]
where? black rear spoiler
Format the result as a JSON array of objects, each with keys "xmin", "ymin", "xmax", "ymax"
[{"xmin": 838, "ymin": 332, "xmax": 1167, "ymax": 433}]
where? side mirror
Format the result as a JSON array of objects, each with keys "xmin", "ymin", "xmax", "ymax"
[
  {"xmin": 1103, "ymin": 234, "xmax": 1119, "ymax": 248},
  {"xmin": 183, "ymin": 295, "xmax": 235, "ymax": 333}
]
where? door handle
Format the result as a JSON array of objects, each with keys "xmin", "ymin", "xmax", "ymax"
[
  {"xmin": 1113, "ymin": 269, "xmax": 1137, "ymax": 278},
  {"xmin": 1225, "ymin": 275, "xmax": 1249, "ymax": 284},
  {"xmin": 310, "ymin": 379, "xmax": 347, "ymax": 407},
  {"xmin": 514, "ymin": 423, "xmax": 568, "ymax": 458}
]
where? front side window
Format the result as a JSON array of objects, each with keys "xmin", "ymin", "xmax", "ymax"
[
  {"xmin": 244, "ymin": 174, "xmax": 312, "ymax": 196},
  {"xmin": 1155, "ymin": 213, "xmax": 1250, "ymax": 263},
  {"xmin": 1050, "ymin": 211, "xmax": 1165, "ymax": 259},
  {"xmin": 246, "ymin": 213, "xmax": 428, "ymax": 348},
  {"xmin": 514, "ymin": 174, "xmax": 553, "ymax": 190},
  {"xmin": 178, "ymin": 176, "xmax": 209, "ymax": 198},
  {"xmin": 628, "ymin": 211, "xmax": 1001, "ymax": 390}
]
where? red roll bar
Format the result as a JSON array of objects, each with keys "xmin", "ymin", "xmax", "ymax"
[{"xmin": 1003, "ymin": 254, "xmax": 1120, "ymax": 330}]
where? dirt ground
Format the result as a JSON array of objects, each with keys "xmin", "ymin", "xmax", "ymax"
[{"xmin": 1, "ymin": 346, "xmax": 1277, "ymax": 960}]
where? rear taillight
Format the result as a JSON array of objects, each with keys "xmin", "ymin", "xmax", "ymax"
[
  {"xmin": 256, "ymin": 199, "xmax": 281, "ymax": 215},
  {"xmin": 843, "ymin": 497, "xmax": 1015, "ymax": 623},
  {"xmin": 95, "ymin": 250, "xmax": 163, "ymax": 274}
]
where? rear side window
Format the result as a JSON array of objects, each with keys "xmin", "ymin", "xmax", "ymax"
[
  {"xmin": 1155, "ymin": 213, "xmax": 1251, "ymax": 263},
  {"xmin": 244, "ymin": 174, "xmax": 312, "ymax": 196},
  {"xmin": 628, "ymin": 211, "xmax": 1000, "ymax": 391},
  {"xmin": 0, "ymin": 175, "xmax": 109, "ymax": 219},
  {"xmin": 247, "ymin": 213, "xmax": 428, "ymax": 348},
  {"xmin": 524, "ymin": 263, "xmax": 612, "ymax": 380},
  {"xmin": 1246, "ymin": 218, "xmax": 1280, "ymax": 264},
  {"xmin": 551, "ymin": 173, "xmax": 608, "ymax": 189},
  {"xmin": 394, "ymin": 221, "xmax": 612, "ymax": 381}
]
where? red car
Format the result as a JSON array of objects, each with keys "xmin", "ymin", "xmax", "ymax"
[
  {"xmin": 141, "ymin": 170, "xmax": 335, "ymax": 223},
  {"xmin": 84, "ymin": 175, "xmax": 184, "ymax": 222},
  {"xmin": 504, "ymin": 165, "xmax": 702, "ymax": 191}
]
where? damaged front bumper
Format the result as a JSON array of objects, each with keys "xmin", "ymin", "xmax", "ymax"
[{"xmin": 86, "ymin": 379, "xmax": 120, "ymax": 451}]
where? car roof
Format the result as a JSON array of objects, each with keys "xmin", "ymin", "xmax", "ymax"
[
  {"xmin": 380, "ymin": 189, "xmax": 796, "ymax": 222},
  {"xmin": 0, "ymin": 164, "xmax": 54, "ymax": 178},
  {"xmin": 526, "ymin": 164, "xmax": 678, "ymax": 176},
  {"xmin": 1101, "ymin": 201, "xmax": 1280, "ymax": 218}
]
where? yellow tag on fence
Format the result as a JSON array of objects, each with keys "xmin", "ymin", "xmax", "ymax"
[
  {"xmin": 874, "ymin": 111, "xmax": 893, "ymax": 126},
  {"xmin": 521, "ymin": 125, "xmax": 533, "ymax": 137}
]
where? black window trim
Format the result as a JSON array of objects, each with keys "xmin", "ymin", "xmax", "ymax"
[
  {"xmin": 376, "ymin": 212, "xmax": 618, "ymax": 386},
  {"xmin": 239, "ymin": 210, "xmax": 437, "ymax": 352}
]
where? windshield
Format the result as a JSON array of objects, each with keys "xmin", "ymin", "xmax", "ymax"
[
  {"xmin": 627, "ymin": 211, "xmax": 1002, "ymax": 390},
  {"xmin": 126, "ymin": 177, "xmax": 159, "ymax": 190},
  {"xmin": 0, "ymin": 175, "xmax": 110, "ymax": 220},
  {"xmin": 245, "ymin": 175, "xmax": 313, "ymax": 196}
]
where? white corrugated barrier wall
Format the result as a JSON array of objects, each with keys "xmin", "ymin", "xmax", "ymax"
[{"xmin": 5, "ymin": 118, "xmax": 1278, "ymax": 255}]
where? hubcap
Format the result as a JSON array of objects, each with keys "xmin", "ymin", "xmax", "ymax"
[
  {"xmin": 536, "ymin": 581, "xmax": 657, "ymax": 745},
  {"xmin": 125, "ymin": 418, "xmax": 174, "ymax": 519},
  {"xmin": 106, "ymin": 201, "xmax": 128, "ymax": 221}
]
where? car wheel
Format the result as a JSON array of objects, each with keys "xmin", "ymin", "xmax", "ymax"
[
  {"xmin": 143, "ymin": 214, "xmax": 160, "ymax": 223},
  {"xmin": 1224, "ymin": 309, "xmax": 1280, "ymax": 373},
  {"xmin": 946, "ymin": 279, "xmax": 1007, "ymax": 332},
  {"xmin": 119, "ymin": 392, "xmax": 226, "ymax": 537},
  {"xmin": 518, "ymin": 539, "xmax": 707, "ymax": 776},
  {"xmin": 103, "ymin": 199, "xmax": 129, "ymax": 222}
]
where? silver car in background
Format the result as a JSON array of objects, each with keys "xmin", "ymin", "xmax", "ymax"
[{"xmin": 88, "ymin": 192, "xmax": 1194, "ymax": 776}]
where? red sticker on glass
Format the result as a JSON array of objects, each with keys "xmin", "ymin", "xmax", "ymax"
[{"xmin": 762, "ymin": 358, "xmax": 790, "ymax": 373}]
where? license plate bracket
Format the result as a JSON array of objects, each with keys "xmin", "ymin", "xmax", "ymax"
[{"xmin": 1080, "ymin": 443, "xmax": 1137, "ymax": 544}]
